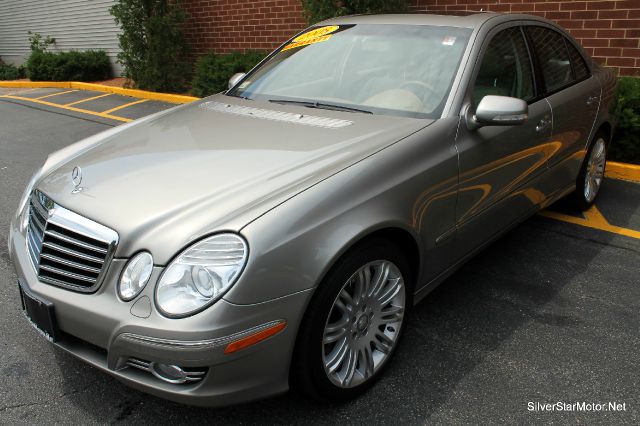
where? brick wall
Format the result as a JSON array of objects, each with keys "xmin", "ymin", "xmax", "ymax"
[
  {"xmin": 182, "ymin": 0, "xmax": 640, "ymax": 76},
  {"xmin": 182, "ymin": 0, "xmax": 307, "ymax": 56},
  {"xmin": 412, "ymin": 0, "xmax": 640, "ymax": 76}
]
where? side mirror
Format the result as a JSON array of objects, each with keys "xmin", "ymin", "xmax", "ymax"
[
  {"xmin": 467, "ymin": 95, "xmax": 528, "ymax": 130},
  {"xmin": 228, "ymin": 72, "xmax": 246, "ymax": 90}
]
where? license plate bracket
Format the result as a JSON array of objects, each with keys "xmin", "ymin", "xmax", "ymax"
[{"xmin": 18, "ymin": 281, "xmax": 59, "ymax": 342}]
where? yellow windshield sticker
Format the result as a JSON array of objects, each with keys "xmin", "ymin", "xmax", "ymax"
[
  {"xmin": 282, "ymin": 25, "xmax": 340, "ymax": 51},
  {"xmin": 293, "ymin": 25, "xmax": 339, "ymax": 42}
]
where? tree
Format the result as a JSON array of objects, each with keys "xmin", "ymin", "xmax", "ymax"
[
  {"xmin": 300, "ymin": 0, "xmax": 408, "ymax": 24},
  {"xmin": 110, "ymin": 0, "xmax": 190, "ymax": 92}
]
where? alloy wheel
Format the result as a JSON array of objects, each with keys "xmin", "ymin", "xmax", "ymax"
[
  {"xmin": 584, "ymin": 137, "xmax": 606, "ymax": 203},
  {"xmin": 322, "ymin": 260, "xmax": 406, "ymax": 388}
]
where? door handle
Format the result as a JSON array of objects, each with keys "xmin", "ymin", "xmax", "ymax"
[
  {"xmin": 586, "ymin": 95, "xmax": 599, "ymax": 106},
  {"xmin": 536, "ymin": 118, "xmax": 551, "ymax": 133}
]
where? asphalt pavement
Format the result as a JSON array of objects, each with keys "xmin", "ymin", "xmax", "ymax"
[
  {"xmin": 1, "ymin": 96, "xmax": 639, "ymax": 425},
  {"xmin": 0, "ymin": 87, "xmax": 175, "ymax": 125}
]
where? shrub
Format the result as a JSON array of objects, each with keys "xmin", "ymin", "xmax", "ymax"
[
  {"xmin": 0, "ymin": 57, "xmax": 25, "ymax": 80},
  {"xmin": 610, "ymin": 77, "xmax": 640, "ymax": 164},
  {"xmin": 26, "ymin": 50, "xmax": 111, "ymax": 82},
  {"xmin": 191, "ymin": 51, "xmax": 267, "ymax": 97},
  {"xmin": 27, "ymin": 31, "xmax": 56, "ymax": 53},
  {"xmin": 300, "ymin": 0, "xmax": 408, "ymax": 24},
  {"xmin": 110, "ymin": 0, "xmax": 190, "ymax": 92}
]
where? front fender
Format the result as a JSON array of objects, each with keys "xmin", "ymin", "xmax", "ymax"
[{"xmin": 223, "ymin": 118, "xmax": 459, "ymax": 305}]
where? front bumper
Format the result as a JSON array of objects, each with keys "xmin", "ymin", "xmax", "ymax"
[{"xmin": 9, "ymin": 220, "xmax": 312, "ymax": 407}]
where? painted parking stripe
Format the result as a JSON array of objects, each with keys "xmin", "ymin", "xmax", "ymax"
[
  {"xmin": 539, "ymin": 205, "xmax": 640, "ymax": 240},
  {"xmin": 606, "ymin": 162, "xmax": 640, "ymax": 183},
  {"xmin": 5, "ymin": 88, "xmax": 40, "ymax": 96},
  {"xmin": 0, "ymin": 94, "xmax": 131, "ymax": 122},
  {"xmin": 0, "ymin": 81, "xmax": 198, "ymax": 104},
  {"xmin": 64, "ymin": 93, "xmax": 114, "ymax": 106},
  {"xmin": 100, "ymin": 98, "xmax": 149, "ymax": 114},
  {"xmin": 34, "ymin": 89, "xmax": 78, "ymax": 100}
]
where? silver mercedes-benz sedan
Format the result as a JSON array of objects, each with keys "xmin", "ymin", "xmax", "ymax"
[{"xmin": 9, "ymin": 12, "xmax": 616, "ymax": 406}]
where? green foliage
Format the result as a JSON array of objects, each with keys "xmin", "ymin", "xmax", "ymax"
[
  {"xmin": 191, "ymin": 51, "xmax": 267, "ymax": 97},
  {"xmin": 300, "ymin": 0, "xmax": 408, "ymax": 24},
  {"xmin": 110, "ymin": 0, "xmax": 190, "ymax": 92},
  {"xmin": 610, "ymin": 77, "xmax": 640, "ymax": 164},
  {"xmin": 23, "ymin": 30, "xmax": 109, "ymax": 82},
  {"xmin": 0, "ymin": 57, "xmax": 25, "ymax": 80},
  {"xmin": 27, "ymin": 31, "xmax": 56, "ymax": 53},
  {"xmin": 26, "ymin": 50, "xmax": 111, "ymax": 82}
]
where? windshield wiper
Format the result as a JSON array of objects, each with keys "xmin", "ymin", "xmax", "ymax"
[
  {"xmin": 226, "ymin": 92, "xmax": 252, "ymax": 100},
  {"xmin": 269, "ymin": 99, "xmax": 372, "ymax": 114}
]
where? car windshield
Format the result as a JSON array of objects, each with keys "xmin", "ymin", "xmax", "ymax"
[{"xmin": 227, "ymin": 24, "xmax": 472, "ymax": 119}]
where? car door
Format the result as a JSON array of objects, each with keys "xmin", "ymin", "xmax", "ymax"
[
  {"xmin": 454, "ymin": 25, "xmax": 553, "ymax": 257},
  {"xmin": 526, "ymin": 25, "xmax": 601, "ymax": 186}
]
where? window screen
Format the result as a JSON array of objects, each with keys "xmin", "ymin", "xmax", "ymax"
[
  {"xmin": 528, "ymin": 26, "xmax": 573, "ymax": 92},
  {"xmin": 473, "ymin": 27, "xmax": 535, "ymax": 104}
]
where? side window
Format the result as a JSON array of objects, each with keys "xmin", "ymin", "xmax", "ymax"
[
  {"xmin": 565, "ymin": 39, "xmax": 590, "ymax": 81},
  {"xmin": 473, "ymin": 28, "xmax": 535, "ymax": 104},
  {"xmin": 528, "ymin": 26, "xmax": 572, "ymax": 92}
]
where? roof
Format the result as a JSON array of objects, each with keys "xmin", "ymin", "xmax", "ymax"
[{"xmin": 322, "ymin": 12, "xmax": 551, "ymax": 30}]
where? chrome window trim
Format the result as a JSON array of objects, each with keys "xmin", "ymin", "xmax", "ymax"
[{"xmin": 26, "ymin": 189, "xmax": 119, "ymax": 293}]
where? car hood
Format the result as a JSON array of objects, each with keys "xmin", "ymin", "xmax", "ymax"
[{"xmin": 37, "ymin": 95, "xmax": 432, "ymax": 262}]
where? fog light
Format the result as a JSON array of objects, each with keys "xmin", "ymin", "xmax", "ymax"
[{"xmin": 150, "ymin": 362, "xmax": 188, "ymax": 384}]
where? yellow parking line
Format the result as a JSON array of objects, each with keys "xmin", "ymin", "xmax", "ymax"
[
  {"xmin": 64, "ymin": 93, "xmax": 113, "ymax": 106},
  {"xmin": 539, "ymin": 205, "xmax": 640, "ymax": 239},
  {"xmin": 606, "ymin": 161, "xmax": 640, "ymax": 183},
  {"xmin": 582, "ymin": 206, "xmax": 609, "ymax": 227},
  {"xmin": 0, "ymin": 81, "xmax": 198, "ymax": 104},
  {"xmin": 101, "ymin": 98, "xmax": 148, "ymax": 114},
  {"xmin": 35, "ymin": 89, "xmax": 77, "ymax": 100},
  {"xmin": 0, "ymin": 94, "xmax": 131, "ymax": 122},
  {"xmin": 5, "ymin": 88, "xmax": 39, "ymax": 96}
]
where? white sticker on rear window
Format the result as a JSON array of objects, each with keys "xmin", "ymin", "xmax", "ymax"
[{"xmin": 442, "ymin": 36, "xmax": 456, "ymax": 46}]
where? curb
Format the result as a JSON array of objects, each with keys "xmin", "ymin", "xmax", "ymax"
[
  {"xmin": 606, "ymin": 161, "xmax": 640, "ymax": 183},
  {"xmin": 0, "ymin": 81, "xmax": 199, "ymax": 104}
]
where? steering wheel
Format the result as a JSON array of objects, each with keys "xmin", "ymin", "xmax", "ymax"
[{"xmin": 400, "ymin": 80, "xmax": 437, "ymax": 101}]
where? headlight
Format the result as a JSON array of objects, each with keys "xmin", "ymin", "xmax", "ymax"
[
  {"xmin": 118, "ymin": 252, "xmax": 154, "ymax": 301},
  {"xmin": 156, "ymin": 233, "xmax": 248, "ymax": 318},
  {"xmin": 17, "ymin": 168, "xmax": 43, "ymax": 231}
]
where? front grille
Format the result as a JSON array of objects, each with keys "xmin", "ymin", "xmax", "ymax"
[{"xmin": 26, "ymin": 190, "xmax": 118, "ymax": 292}]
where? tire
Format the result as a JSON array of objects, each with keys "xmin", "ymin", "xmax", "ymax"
[
  {"xmin": 570, "ymin": 132, "xmax": 608, "ymax": 211},
  {"xmin": 291, "ymin": 238, "xmax": 413, "ymax": 402}
]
